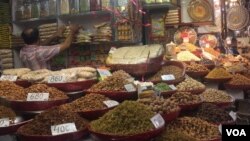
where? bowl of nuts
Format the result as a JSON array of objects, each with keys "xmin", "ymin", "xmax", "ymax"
[
  {"xmin": 176, "ymin": 76, "xmax": 206, "ymax": 95},
  {"xmin": 168, "ymin": 92, "xmax": 203, "ymax": 111},
  {"xmin": 185, "ymin": 62, "xmax": 210, "ymax": 78}
]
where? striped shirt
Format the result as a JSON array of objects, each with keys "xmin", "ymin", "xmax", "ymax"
[{"xmin": 20, "ymin": 44, "xmax": 60, "ymax": 70}]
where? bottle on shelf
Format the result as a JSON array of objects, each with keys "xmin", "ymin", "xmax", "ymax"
[
  {"xmin": 49, "ymin": 0, "xmax": 57, "ymax": 16},
  {"xmin": 79, "ymin": 0, "xmax": 90, "ymax": 13},
  {"xmin": 40, "ymin": 0, "xmax": 49, "ymax": 17},
  {"xmin": 60, "ymin": 0, "xmax": 70, "ymax": 15},
  {"xmin": 69, "ymin": 0, "xmax": 79, "ymax": 14},
  {"xmin": 31, "ymin": 0, "xmax": 40, "ymax": 18},
  {"xmin": 90, "ymin": 0, "xmax": 101, "ymax": 11},
  {"xmin": 15, "ymin": 0, "xmax": 24, "ymax": 21},
  {"xmin": 23, "ymin": 0, "xmax": 32, "ymax": 19}
]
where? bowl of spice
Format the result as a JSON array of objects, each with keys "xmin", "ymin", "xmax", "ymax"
[
  {"xmin": 86, "ymin": 70, "xmax": 137, "ymax": 102},
  {"xmin": 0, "ymin": 105, "xmax": 31, "ymax": 136},
  {"xmin": 205, "ymin": 67, "xmax": 232, "ymax": 83},
  {"xmin": 147, "ymin": 61, "xmax": 186, "ymax": 85},
  {"xmin": 89, "ymin": 101, "xmax": 165, "ymax": 141},
  {"xmin": 154, "ymin": 83, "xmax": 177, "ymax": 98},
  {"xmin": 6, "ymin": 84, "xmax": 69, "ymax": 112},
  {"xmin": 185, "ymin": 62, "xmax": 210, "ymax": 78},
  {"xmin": 60, "ymin": 93, "xmax": 118, "ymax": 120},
  {"xmin": 138, "ymin": 97, "xmax": 180, "ymax": 123},
  {"xmin": 17, "ymin": 107, "xmax": 88, "ymax": 141}
]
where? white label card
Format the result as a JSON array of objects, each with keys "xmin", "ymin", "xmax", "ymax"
[
  {"xmin": 0, "ymin": 75, "xmax": 17, "ymax": 81},
  {"xmin": 51, "ymin": 123, "xmax": 77, "ymax": 136},
  {"xmin": 97, "ymin": 69, "xmax": 112, "ymax": 80},
  {"xmin": 103, "ymin": 100, "xmax": 119, "ymax": 108},
  {"xmin": 169, "ymin": 85, "xmax": 177, "ymax": 90},
  {"xmin": 109, "ymin": 47, "xmax": 117, "ymax": 54},
  {"xmin": 161, "ymin": 74, "xmax": 175, "ymax": 81},
  {"xmin": 0, "ymin": 118, "xmax": 10, "ymax": 127},
  {"xmin": 124, "ymin": 84, "xmax": 136, "ymax": 92},
  {"xmin": 218, "ymin": 124, "xmax": 222, "ymax": 135},
  {"xmin": 27, "ymin": 93, "xmax": 49, "ymax": 101},
  {"xmin": 229, "ymin": 111, "xmax": 237, "ymax": 121},
  {"xmin": 48, "ymin": 75, "xmax": 65, "ymax": 83},
  {"xmin": 150, "ymin": 114, "xmax": 165, "ymax": 129}
]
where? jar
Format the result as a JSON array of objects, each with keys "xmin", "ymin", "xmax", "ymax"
[
  {"xmin": 23, "ymin": 0, "xmax": 32, "ymax": 19},
  {"xmin": 90, "ymin": 0, "xmax": 101, "ymax": 11},
  {"xmin": 102, "ymin": 0, "xmax": 110, "ymax": 10},
  {"xmin": 79, "ymin": 0, "xmax": 90, "ymax": 12},
  {"xmin": 69, "ymin": 0, "xmax": 79, "ymax": 14},
  {"xmin": 40, "ymin": 0, "xmax": 49, "ymax": 17},
  {"xmin": 31, "ymin": 0, "xmax": 40, "ymax": 18},
  {"xmin": 15, "ymin": 0, "xmax": 24, "ymax": 20},
  {"xmin": 60, "ymin": 0, "xmax": 70, "ymax": 15},
  {"xmin": 49, "ymin": 0, "xmax": 56, "ymax": 16}
]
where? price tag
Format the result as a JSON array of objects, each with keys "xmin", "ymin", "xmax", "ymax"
[
  {"xmin": 48, "ymin": 75, "xmax": 65, "ymax": 83},
  {"xmin": 51, "ymin": 123, "xmax": 77, "ymax": 136},
  {"xmin": 169, "ymin": 85, "xmax": 177, "ymax": 90},
  {"xmin": 103, "ymin": 100, "xmax": 119, "ymax": 108},
  {"xmin": 0, "ymin": 118, "xmax": 10, "ymax": 127},
  {"xmin": 229, "ymin": 111, "xmax": 237, "ymax": 121},
  {"xmin": 0, "ymin": 75, "xmax": 17, "ymax": 81},
  {"xmin": 97, "ymin": 69, "xmax": 112, "ymax": 80},
  {"xmin": 109, "ymin": 47, "xmax": 117, "ymax": 54},
  {"xmin": 150, "ymin": 114, "xmax": 165, "ymax": 129},
  {"xmin": 27, "ymin": 93, "xmax": 49, "ymax": 101},
  {"xmin": 161, "ymin": 74, "xmax": 175, "ymax": 81},
  {"xmin": 124, "ymin": 84, "xmax": 136, "ymax": 92},
  {"xmin": 183, "ymin": 37, "xmax": 189, "ymax": 43},
  {"xmin": 218, "ymin": 124, "xmax": 222, "ymax": 134}
]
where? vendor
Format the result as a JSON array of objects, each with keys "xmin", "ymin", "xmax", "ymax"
[{"xmin": 20, "ymin": 24, "xmax": 80, "ymax": 70}]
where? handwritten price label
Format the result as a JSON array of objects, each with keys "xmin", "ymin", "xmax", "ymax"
[
  {"xmin": 169, "ymin": 85, "xmax": 177, "ymax": 90},
  {"xmin": 51, "ymin": 123, "xmax": 77, "ymax": 136},
  {"xmin": 0, "ymin": 118, "xmax": 10, "ymax": 127},
  {"xmin": 150, "ymin": 114, "xmax": 165, "ymax": 129},
  {"xmin": 0, "ymin": 75, "xmax": 17, "ymax": 81},
  {"xmin": 161, "ymin": 74, "xmax": 175, "ymax": 81},
  {"xmin": 27, "ymin": 93, "xmax": 49, "ymax": 101},
  {"xmin": 229, "ymin": 111, "xmax": 237, "ymax": 121},
  {"xmin": 48, "ymin": 75, "xmax": 65, "ymax": 83},
  {"xmin": 103, "ymin": 100, "xmax": 119, "ymax": 108},
  {"xmin": 97, "ymin": 69, "xmax": 112, "ymax": 80},
  {"xmin": 124, "ymin": 84, "xmax": 136, "ymax": 92}
]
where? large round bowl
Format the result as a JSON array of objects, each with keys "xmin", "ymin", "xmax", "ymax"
[
  {"xmin": 178, "ymin": 88, "xmax": 206, "ymax": 95},
  {"xmin": 84, "ymin": 91, "xmax": 137, "ymax": 102},
  {"xmin": 149, "ymin": 61, "xmax": 186, "ymax": 85},
  {"xmin": 17, "ymin": 127, "xmax": 88, "ymax": 141},
  {"xmin": 160, "ymin": 90, "xmax": 177, "ymax": 98},
  {"xmin": 205, "ymin": 96, "xmax": 235, "ymax": 108},
  {"xmin": 8, "ymin": 98, "xmax": 68, "ymax": 112},
  {"xmin": 224, "ymin": 83, "xmax": 250, "ymax": 90},
  {"xmin": 47, "ymin": 79, "xmax": 98, "ymax": 92},
  {"xmin": 15, "ymin": 80, "xmax": 32, "ymax": 88},
  {"xmin": 78, "ymin": 107, "xmax": 115, "ymax": 120},
  {"xmin": 88, "ymin": 126, "xmax": 165, "ymax": 141},
  {"xmin": 107, "ymin": 55, "xmax": 163, "ymax": 77},
  {"xmin": 186, "ymin": 71, "xmax": 209, "ymax": 78},
  {"xmin": 161, "ymin": 108, "xmax": 181, "ymax": 123},
  {"xmin": 204, "ymin": 77, "xmax": 232, "ymax": 83},
  {"xmin": 179, "ymin": 102, "xmax": 203, "ymax": 111},
  {"xmin": 0, "ymin": 117, "xmax": 31, "ymax": 136}
]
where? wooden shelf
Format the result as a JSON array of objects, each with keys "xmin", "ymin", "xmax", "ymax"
[
  {"xmin": 143, "ymin": 3, "xmax": 179, "ymax": 10},
  {"xmin": 165, "ymin": 21, "xmax": 214, "ymax": 27},
  {"xmin": 58, "ymin": 11, "xmax": 111, "ymax": 19},
  {"xmin": 13, "ymin": 16, "xmax": 57, "ymax": 24}
]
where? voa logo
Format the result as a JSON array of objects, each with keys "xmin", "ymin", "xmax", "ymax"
[{"xmin": 226, "ymin": 129, "xmax": 247, "ymax": 136}]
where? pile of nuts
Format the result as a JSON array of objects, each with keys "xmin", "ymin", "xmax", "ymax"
[
  {"xmin": 169, "ymin": 92, "xmax": 202, "ymax": 106},
  {"xmin": 201, "ymin": 89, "xmax": 232, "ymax": 103},
  {"xmin": 185, "ymin": 62, "xmax": 209, "ymax": 72},
  {"xmin": 18, "ymin": 107, "xmax": 88, "ymax": 136},
  {"xmin": 228, "ymin": 74, "xmax": 250, "ymax": 86},
  {"xmin": 148, "ymin": 65, "xmax": 183, "ymax": 81},
  {"xmin": 60, "ymin": 93, "xmax": 110, "ymax": 112},
  {"xmin": 176, "ymin": 76, "xmax": 205, "ymax": 91},
  {"xmin": 138, "ymin": 97, "xmax": 180, "ymax": 115},
  {"xmin": 165, "ymin": 117, "xmax": 220, "ymax": 140},
  {"xmin": 195, "ymin": 103, "xmax": 233, "ymax": 123},
  {"xmin": 206, "ymin": 67, "xmax": 232, "ymax": 79},
  {"xmin": 89, "ymin": 70, "xmax": 133, "ymax": 92},
  {"xmin": 0, "ymin": 81, "xmax": 26, "ymax": 100}
]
